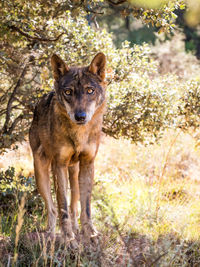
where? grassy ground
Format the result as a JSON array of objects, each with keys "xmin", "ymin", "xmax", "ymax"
[{"xmin": 1, "ymin": 130, "xmax": 200, "ymax": 266}]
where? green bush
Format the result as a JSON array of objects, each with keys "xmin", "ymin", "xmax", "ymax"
[
  {"xmin": 0, "ymin": 167, "xmax": 43, "ymax": 216},
  {"xmin": 178, "ymin": 80, "xmax": 200, "ymax": 129},
  {"xmin": 0, "ymin": 2, "xmax": 199, "ymax": 149}
]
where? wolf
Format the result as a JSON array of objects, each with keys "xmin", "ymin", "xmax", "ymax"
[{"xmin": 29, "ymin": 52, "xmax": 106, "ymax": 245}]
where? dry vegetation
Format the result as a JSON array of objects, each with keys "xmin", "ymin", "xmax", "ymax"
[{"xmin": 1, "ymin": 129, "xmax": 200, "ymax": 266}]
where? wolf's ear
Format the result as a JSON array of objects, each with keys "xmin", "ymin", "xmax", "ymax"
[
  {"xmin": 89, "ymin": 52, "xmax": 106, "ymax": 80},
  {"xmin": 51, "ymin": 54, "xmax": 69, "ymax": 80}
]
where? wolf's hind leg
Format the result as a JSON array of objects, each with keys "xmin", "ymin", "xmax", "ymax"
[
  {"xmin": 33, "ymin": 153, "xmax": 57, "ymax": 234},
  {"xmin": 69, "ymin": 163, "xmax": 79, "ymax": 234}
]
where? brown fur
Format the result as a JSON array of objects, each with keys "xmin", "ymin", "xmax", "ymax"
[{"xmin": 29, "ymin": 53, "xmax": 106, "ymax": 244}]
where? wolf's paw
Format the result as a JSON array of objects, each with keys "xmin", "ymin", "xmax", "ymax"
[
  {"xmin": 81, "ymin": 223, "xmax": 99, "ymax": 245},
  {"xmin": 61, "ymin": 219, "xmax": 79, "ymax": 247},
  {"xmin": 66, "ymin": 236, "xmax": 79, "ymax": 250},
  {"xmin": 62, "ymin": 232, "xmax": 79, "ymax": 249}
]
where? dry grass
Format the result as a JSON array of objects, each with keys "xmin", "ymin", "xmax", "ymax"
[
  {"xmin": 0, "ymin": 140, "xmax": 33, "ymax": 177},
  {"xmin": 1, "ymin": 130, "xmax": 200, "ymax": 266},
  {"xmin": 97, "ymin": 130, "xmax": 200, "ymax": 239}
]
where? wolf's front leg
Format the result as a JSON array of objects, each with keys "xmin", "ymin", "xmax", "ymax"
[
  {"xmin": 33, "ymin": 154, "xmax": 57, "ymax": 234},
  {"xmin": 54, "ymin": 163, "xmax": 75, "ymax": 244},
  {"xmin": 69, "ymin": 164, "xmax": 79, "ymax": 235},
  {"xmin": 79, "ymin": 160, "xmax": 98, "ymax": 242}
]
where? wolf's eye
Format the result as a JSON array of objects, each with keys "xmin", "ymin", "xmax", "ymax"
[
  {"xmin": 87, "ymin": 88, "xmax": 94, "ymax": 95},
  {"xmin": 65, "ymin": 89, "xmax": 72, "ymax": 95}
]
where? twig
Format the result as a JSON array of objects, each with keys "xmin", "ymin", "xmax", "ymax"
[{"xmin": 149, "ymin": 251, "xmax": 168, "ymax": 266}]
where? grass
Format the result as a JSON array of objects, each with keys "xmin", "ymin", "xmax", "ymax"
[{"xmin": 1, "ymin": 130, "xmax": 200, "ymax": 266}]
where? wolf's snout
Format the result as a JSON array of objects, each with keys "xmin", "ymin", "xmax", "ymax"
[{"xmin": 75, "ymin": 111, "xmax": 86, "ymax": 123}]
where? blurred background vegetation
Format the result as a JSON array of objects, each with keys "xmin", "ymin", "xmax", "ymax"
[{"xmin": 1, "ymin": 0, "xmax": 200, "ymax": 266}]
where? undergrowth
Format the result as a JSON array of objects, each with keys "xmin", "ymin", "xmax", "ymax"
[{"xmin": 1, "ymin": 131, "xmax": 200, "ymax": 266}]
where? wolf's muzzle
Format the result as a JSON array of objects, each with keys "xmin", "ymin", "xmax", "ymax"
[{"xmin": 75, "ymin": 111, "xmax": 86, "ymax": 123}]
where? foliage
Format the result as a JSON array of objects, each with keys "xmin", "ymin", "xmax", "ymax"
[
  {"xmin": 179, "ymin": 80, "xmax": 200, "ymax": 129},
  {"xmin": 97, "ymin": 0, "xmax": 185, "ymax": 33},
  {"xmin": 0, "ymin": 0, "xmax": 191, "ymax": 151},
  {"xmin": 103, "ymin": 38, "xmax": 200, "ymax": 142},
  {"xmin": 0, "ymin": 167, "xmax": 34, "ymax": 197},
  {"xmin": 0, "ymin": 0, "xmax": 200, "ymax": 151},
  {"xmin": 0, "ymin": 167, "xmax": 43, "ymax": 216},
  {"xmin": 0, "ymin": 4, "xmax": 114, "ymax": 150},
  {"xmin": 129, "ymin": 0, "xmax": 185, "ymax": 33}
]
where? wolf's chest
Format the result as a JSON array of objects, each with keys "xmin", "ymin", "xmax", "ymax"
[
  {"xmin": 57, "ymin": 124, "xmax": 98, "ymax": 165},
  {"xmin": 70, "ymin": 133, "xmax": 97, "ymax": 164},
  {"xmin": 68, "ymin": 142, "xmax": 97, "ymax": 166}
]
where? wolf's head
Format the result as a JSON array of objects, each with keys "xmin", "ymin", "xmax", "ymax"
[{"xmin": 51, "ymin": 53, "xmax": 106, "ymax": 125}]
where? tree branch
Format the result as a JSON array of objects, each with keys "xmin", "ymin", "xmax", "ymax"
[
  {"xmin": 85, "ymin": 8, "xmax": 104, "ymax": 15},
  {"xmin": 107, "ymin": 0, "xmax": 127, "ymax": 5},
  {"xmin": 8, "ymin": 25, "xmax": 64, "ymax": 42},
  {"xmin": 8, "ymin": 114, "xmax": 24, "ymax": 134},
  {"xmin": 2, "ymin": 64, "xmax": 27, "ymax": 133}
]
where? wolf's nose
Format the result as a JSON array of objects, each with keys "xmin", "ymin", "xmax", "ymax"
[{"xmin": 75, "ymin": 112, "xmax": 86, "ymax": 122}]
